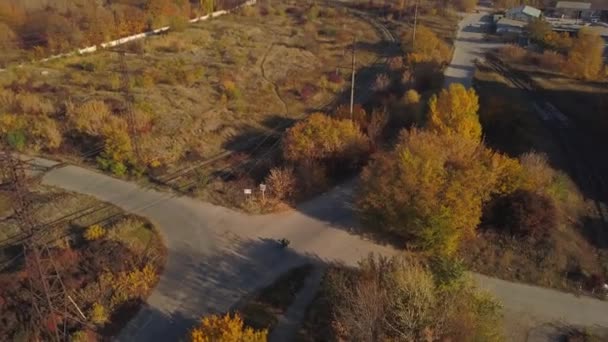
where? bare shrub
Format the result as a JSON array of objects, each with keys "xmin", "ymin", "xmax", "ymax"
[
  {"xmin": 265, "ymin": 167, "xmax": 297, "ymax": 200},
  {"xmin": 372, "ymin": 73, "xmax": 391, "ymax": 92},
  {"xmin": 536, "ymin": 50, "xmax": 565, "ymax": 71},
  {"xmin": 499, "ymin": 44, "xmax": 527, "ymax": 62},
  {"xmin": 489, "ymin": 189, "xmax": 557, "ymax": 239},
  {"xmin": 67, "ymin": 100, "xmax": 112, "ymax": 136},
  {"xmin": 296, "ymin": 160, "xmax": 328, "ymax": 194},
  {"xmin": 15, "ymin": 93, "xmax": 55, "ymax": 116},
  {"xmin": 388, "ymin": 57, "xmax": 403, "ymax": 71}
]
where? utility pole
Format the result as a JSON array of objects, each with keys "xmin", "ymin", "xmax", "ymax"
[
  {"xmin": 0, "ymin": 148, "xmax": 86, "ymax": 341},
  {"xmin": 349, "ymin": 37, "xmax": 356, "ymax": 121},
  {"xmin": 412, "ymin": 0, "xmax": 419, "ymax": 49}
]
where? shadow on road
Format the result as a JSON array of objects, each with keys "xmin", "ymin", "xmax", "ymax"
[{"xmin": 119, "ymin": 234, "xmax": 321, "ymax": 341}]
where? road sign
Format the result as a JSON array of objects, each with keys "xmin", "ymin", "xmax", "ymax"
[{"xmin": 244, "ymin": 189, "xmax": 252, "ymax": 195}]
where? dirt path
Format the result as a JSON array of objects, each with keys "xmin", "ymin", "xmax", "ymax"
[
  {"xmin": 268, "ymin": 266, "xmax": 325, "ymax": 342},
  {"xmin": 260, "ymin": 43, "xmax": 289, "ymax": 115}
]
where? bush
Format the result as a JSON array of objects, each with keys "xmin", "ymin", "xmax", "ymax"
[
  {"xmin": 189, "ymin": 313, "xmax": 268, "ymax": 342},
  {"xmin": 67, "ymin": 100, "xmax": 112, "ymax": 136},
  {"xmin": 404, "ymin": 89, "xmax": 421, "ymax": 104},
  {"xmin": 489, "ymin": 189, "xmax": 557, "ymax": 239},
  {"xmin": 403, "ymin": 25, "xmax": 451, "ymax": 64},
  {"xmin": 388, "ymin": 57, "xmax": 404, "ymax": 71},
  {"xmin": 536, "ymin": 50, "xmax": 565, "ymax": 71},
  {"xmin": 89, "ymin": 302, "xmax": 109, "ymax": 325},
  {"xmin": 325, "ymin": 255, "xmax": 503, "ymax": 341},
  {"xmin": 372, "ymin": 73, "xmax": 391, "ymax": 92},
  {"xmin": 265, "ymin": 167, "xmax": 297, "ymax": 201},
  {"xmin": 499, "ymin": 44, "xmax": 526, "ymax": 61},
  {"xmin": 84, "ymin": 224, "xmax": 106, "ymax": 241},
  {"xmin": 283, "ymin": 113, "xmax": 369, "ymax": 165}
]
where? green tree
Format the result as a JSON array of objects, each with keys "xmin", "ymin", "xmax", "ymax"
[
  {"xmin": 427, "ymin": 83, "xmax": 481, "ymax": 142},
  {"xmin": 567, "ymin": 27, "xmax": 606, "ymax": 80}
]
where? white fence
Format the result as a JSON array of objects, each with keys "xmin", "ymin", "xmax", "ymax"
[{"xmin": 4, "ymin": 0, "xmax": 257, "ymax": 69}]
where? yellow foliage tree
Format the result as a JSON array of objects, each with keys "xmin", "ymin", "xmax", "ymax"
[
  {"xmin": 89, "ymin": 302, "xmax": 109, "ymax": 325},
  {"xmin": 427, "ymin": 83, "xmax": 481, "ymax": 142},
  {"xmin": 404, "ymin": 89, "xmax": 421, "ymax": 104},
  {"xmin": 189, "ymin": 313, "xmax": 268, "ymax": 342},
  {"xmin": 567, "ymin": 27, "xmax": 606, "ymax": 80},
  {"xmin": 84, "ymin": 224, "xmax": 106, "ymax": 241},
  {"xmin": 282, "ymin": 112, "xmax": 369, "ymax": 163},
  {"xmin": 403, "ymin": 25, "xmax": 451, "ymax": 64},
  {"xmin": 358, "ymin": 129, "xmax": 509, "ymax": 254}
]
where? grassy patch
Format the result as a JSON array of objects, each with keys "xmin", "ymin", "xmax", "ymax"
[{"xmin": 239, "ymin": 264, "xmax": 313, "ymax": 331}]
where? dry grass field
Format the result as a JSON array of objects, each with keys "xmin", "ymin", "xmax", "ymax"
[{"xmin": 0, "ymin": 0, "xmax": 380, "ymax": 172}]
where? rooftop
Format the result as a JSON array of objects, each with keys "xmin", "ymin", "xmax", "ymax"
[
  {"xmin": 497, "ymin": 17, "xmax": 528, "ymax": 28},
  {"xmin": 555, "ymin": 1, "xmax": 593, "ymax": 10},
  {"xmin": 507, "ymin": 5, "xmax": 542, "ymax": 18}
]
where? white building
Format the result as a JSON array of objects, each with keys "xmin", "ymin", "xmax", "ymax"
[{"xmin": 505, "ymin": 5, "xmax": 542, "ymax": 22}]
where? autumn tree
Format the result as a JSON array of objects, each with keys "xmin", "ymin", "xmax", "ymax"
[
  {"xmin": 325, "ymin": 255, "xmax": 503, "ymax": 341},
  {"xmin": 358, "ymin": 129, "xmax": 506, "ymax": 253},
  {"xmin": 427, "ymin": 83, "xmax": 482, "ymax": 142},
  {"xmin": 402, "ymin": 25, "xmax": 451, "ymax": 64},
  {"xmin": 189, "ymin": 313, "xmax": 267, "ymax": 342},
  {"xmin": 567, "ymin": 28, "xmax": 606, "ymax": 80},
  {"xmin": 335, "ymin": 104, "xmax": 368, "ymax": 132},
  {"xmin": 456, "ymin": 0, "xmax": 477, "ymax": 12},
  {"xmin": 526, "ymin": 18, "xmax": 552, "ymax": 43},
  {"xmin": 0, "ymin": 23, "xmax": 17, "ymax": 49},
  {"xmin": 283, "ymin": 113, "xmax": 369, "ymax": 165},
  {"xmin": 200, "ymin": 0, "xmax": 215, "ymax": 14}
]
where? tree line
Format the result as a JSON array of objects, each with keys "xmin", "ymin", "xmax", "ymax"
[{"xmin": 0, "ymin": 0, "xmax": 243, "ymax": 64}]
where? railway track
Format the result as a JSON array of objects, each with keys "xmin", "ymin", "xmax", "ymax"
[
  {"xmin": 484, "ymin": 55, "xmax": 608, "ymax": 232},
  {"xmin": 153, "ymin": 6, "xmax": 398, "ymax": 193}
]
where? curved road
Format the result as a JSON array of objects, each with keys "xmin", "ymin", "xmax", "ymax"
[{"xmin": 32, "ymin": 7, "xmax": 608, "ymax": 342}]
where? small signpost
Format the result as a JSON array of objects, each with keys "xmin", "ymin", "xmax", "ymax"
[
  {"xmin": 259, "ymin": 183, "xmax": 267, "ymax": 200},
  {"xmin": 244, "ymin": 188, "xmax": 252, "ymax": 201}
]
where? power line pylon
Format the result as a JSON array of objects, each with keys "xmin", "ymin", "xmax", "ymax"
[
  {"xmin": 119, "ymin": 52, "xmax": 142, "ymax": 164},
  {"xmin": 0, "ymin": 148, "xmax": 84, "ymax": 341}
]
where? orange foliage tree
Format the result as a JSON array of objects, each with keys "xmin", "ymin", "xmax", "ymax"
[{"xmin": 189, "ymin": 313, "xmax": 267, "ymax": 342}]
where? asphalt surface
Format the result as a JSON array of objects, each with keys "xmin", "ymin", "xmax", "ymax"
[
  {"xmin": 34, "ymin": 7, "xmax": 608, "ymax": 342},
  {"xmin": 443, "ymin": 7, "xmax": 504, "ymax": 88},
  {"xmin": 40, "ymin": 161, "xmax": 608, "ymax": 341}
]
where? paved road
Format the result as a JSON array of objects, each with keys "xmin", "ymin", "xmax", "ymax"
[
  {"xmin": 40, "ymin": 161, "xmax": 608, "ymax": 341},
  {"xmin": 443, "ymin": 7, "xmax": 503, "ymax": 88},
  {"xmin": 34, "ymin": 7, "xmax": 608, "ymax": 342}
]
